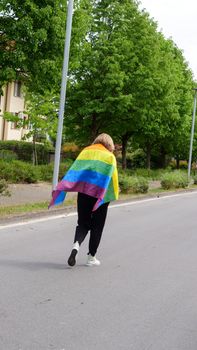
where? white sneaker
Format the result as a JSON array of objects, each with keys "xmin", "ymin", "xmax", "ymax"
[
  {"xmin": 86, "ymin": 254, "xmax": 101, "ymax": 266},
  {"xmin": 73, "ymin": 241, "xmax": 79, "ymax": 251}
]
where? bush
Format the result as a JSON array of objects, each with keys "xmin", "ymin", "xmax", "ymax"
[
  {"xmin": 119, "ymin": 174, "xmax": 149, "ymax": 194},
  {"xmin": 133, "ymin": 177, "xmax": 149, "ymax": 193},
  {"xmin": 37, "ymin": 159, "xmax": 74, "ymax": 182},
  {"xmin": 0, "ymin": 160, "xmax": 39, "ymax": 183},
  {"xmin": 161, "ymin": 171, "xmax": 188, "ymax": 190},
  {"xmin": 62, "ymin": 143, "xmax": 79, "ymax": 153},
  {"xmin": 126, "ymin": 149, "xmax": 146, "ymax": 169},
  {"xmin": 134, "ymin": 168, "xmax": 169, "ymax": 180},
  {"xmin": 170, "ymin": 160, "xmax": 188, "ymax": 170},
  {"xmin": 0, "ymin": 150, "xmax": 18, "ymax": 161},
  {"xmin": 193, "ymin": 175, "xmax": 197, "ymax": 185},
  {"xmin": 37, "ymin": 163, "xmax": 54, "ymax": 182},
  {"xmin": 0, "ymin": 179, "xmax": 10, "ymax": 196},
  {"xmin": 118, "ymin": 174, "xmax": 132, "ymax": 193},
  {"xmin": 0, "ymin": 140, "xmax": 54, "ymax": 164},
  {"xmin": 0, "ymin": 158, "xmax": 74, "ymax": 184},
  {"xmin": 61, "ymin": 143, "xmax": 81, "ymax": 160}
]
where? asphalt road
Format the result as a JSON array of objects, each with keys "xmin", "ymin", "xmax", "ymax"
[{"xmin": 0, "ymin": 191, "xmax": 197, "ymax": 350}]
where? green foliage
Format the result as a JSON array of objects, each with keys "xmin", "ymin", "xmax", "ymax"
[
  {"xmin": 118, "ymin": 174, "xmax": 131, "ymax": 193},
  {"xmin": 131, "ymin": 177, "xmax": 149, "ymax": 194},
  {"xmin": 0, "ymin": 0, "xmax": 66, "ymax": 94},
  {"xmin": 125, "ymin": 149, "xmax": 146, "ymax": 169},
  {"xmin": 0, "ymin": 179, "xmax": 10, "ymax": 196},
  {"xmin": 3, "ymin": 90, "xmax": 59, "ymax": 156},
  {"xmin": 169, "ymin": 160, "xmax": 188, "ymax": 170},
  {"xmin": 133, "ymin": 168, "xmax": 169, "ymax": 180},
  {"xmin": 193, "ymin": 175, "xmax": 197, "ymax": 185},
  {"xmin": 119, "ymin": 174, "xmax": 149, "ymax": 194},
  {"xmin": 0, "ymin": 160, "xmax": 39, "ymax": 183},
  {"xmin": 0, "ymin": 158, "xmax": 73, "ymax": 183},
  {"xmin": 23, "ymin": 90, "xmax": 59, "ymax": 142},
  {"xmin": 37, "ymin": 160, "xmax": 73, "ymax": 182},
  {"xmin": 0, "ymin": 149, "xmax": 18, "ymax": 161},
  {"xmin": 161, "ymin": 171, "xmax": 188, "ymax": 189},
  {"xmin": 36, "ymin": 163, "xmax": 54, "ymax": 182},
  {"xmin": 65, "ymin": 0, "xmax": 195, "ymax": 167},
  {"xmin": 119, "ymin": 167, "xmax": 171, "ymax": 180},
  {"xmin": 1, "ymin": 0, "xmax": 195, "ymax": 169},
  {"xmin": 0, "ymin": 140, "xmax": 53, "ymax": 164}
]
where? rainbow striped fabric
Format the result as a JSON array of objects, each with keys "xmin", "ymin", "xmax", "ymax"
[{"xmin": 49, "ymin": 144, "xmax": 119, "ymax": 211}]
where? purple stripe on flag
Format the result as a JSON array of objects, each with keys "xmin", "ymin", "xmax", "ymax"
[
  {"xmin": 48, "ymin": 190, "xmax": 61, "ymax": 208},
  {"xmin": 56, "ymin": 180, "xmax": 106, "ymax": 199},
  {"xmin": 93, "ymin": 198, "xmax": 104, "ymax": 211}
]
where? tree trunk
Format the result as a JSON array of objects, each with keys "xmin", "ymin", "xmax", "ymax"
[
  {"xmin": 32, "ymin": 134, "xmax": 38, "ymax": 165},
  {"xmin": 121, "ymin": 134, "xmax": 130, "ymax": 170},
  {"xmin": 146, "ymin": 143, "xmax": 151, "ymax": 169},
  {"xmin": 176, "ymin": 156, "xmax": 180, "ymax": 169},
  {"xmin": 91, "ymin": 114, "xmax": 98, "ymax": 141},
  {"xmin": 159, "ymin": 146, "xmax": 166, "ymax": 168}
]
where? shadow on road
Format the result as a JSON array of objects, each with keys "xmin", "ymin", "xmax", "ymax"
[{"xmin": 0, "ymin": 259, "xmax": 89, "ymax": 271}]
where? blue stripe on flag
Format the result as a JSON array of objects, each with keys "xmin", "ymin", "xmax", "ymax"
[
  {"xmin": 54, "ymin": 191, "xmax": 66, "ymax": 205},
  {"xmin": 63, "ymin": 169, "xmax": 110, "ymax": 189}
]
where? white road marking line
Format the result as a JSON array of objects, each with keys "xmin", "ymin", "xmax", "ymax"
[
  {"xmin": 110, "ymin": 190, "xmax": 196, "ymax": 208},
  {"xmin": 0, "ymin": 190, "xmax": 196, "ymax": 230}
]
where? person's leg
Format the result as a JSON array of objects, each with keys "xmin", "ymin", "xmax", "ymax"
[
  {"xmin": 74, "ymin": 193, "xmax": 97, "ymax": 245},
  {"xmin": 88, "ymin": 202, "xmax": 109, "ymax": 258},
  {"xmin": 68, "ymin": 193, "xmax": 96, "ymax": 266}
]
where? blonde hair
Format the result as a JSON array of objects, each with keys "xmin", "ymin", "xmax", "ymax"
[{"xmin": 92, "ymin": 133, "xmax": 115, "ymax": 152}]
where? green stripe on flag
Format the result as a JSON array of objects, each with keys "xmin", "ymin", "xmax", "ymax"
[
  {"xmin": 103, "ymin": 178, "xmax": 115, "ymax": 202},
  {"xmin": 70, "ymin": 159, "xmax": 113, "ymax": 177}
]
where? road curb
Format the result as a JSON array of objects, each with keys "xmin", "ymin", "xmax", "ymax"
[{"xmin": 1, "ymin": 187, "xmax": 197, "ymax": 226}]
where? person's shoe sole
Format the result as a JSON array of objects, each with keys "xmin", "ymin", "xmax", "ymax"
[
  {"xmin": 86, "ymin": 261, "xmax": 101, "ymax": 267},
  {"xmin": 67, "ymin": 249, "xmax": 78, "ymax": 267}
]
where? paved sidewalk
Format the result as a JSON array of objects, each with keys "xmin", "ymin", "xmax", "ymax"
[
  {"xmin": 0, "ymin": 181, "xmax": 161, "ymax": 207},
  {"xmin": 0, "ymin": 182, "xmax": 76, "ymax": 207}
]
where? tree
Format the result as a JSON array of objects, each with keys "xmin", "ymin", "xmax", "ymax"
[
  {"xmin": 0, "ymin": 0, "xmax": 67, "ymax": 94},
  {"xmin": 66, "ymin": 1, "xmax": 169, "ymax": 166},
  {"xmin": 65, "ymin": 0, "xmax": 195, "ymax": 169},
  {"xmin": 4, "ymin": 90, "xmax": 58, "ymax": 164}
]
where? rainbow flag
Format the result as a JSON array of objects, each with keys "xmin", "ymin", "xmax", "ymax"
[{"xmin": 49, "ymin": 144, "xmax": 119, "ymax": 211}]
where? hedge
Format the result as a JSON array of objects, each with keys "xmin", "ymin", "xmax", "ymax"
[
  {"xmin": 0, "ymin": 179, "xmax": 10, "ymax": 196},
  {"xmin": 119, "ymin": 174, "xmax": 149, "ymax": 194},
  {"xmin": 0, "ymin": 140, "xmax": 53, "ymax": 164},
  {"xmin": 0, "ymin": 159, "xmax": 74, "ymax": 183},
  {"xmin": 161, "ymin": 171, "xmax": 188, "ymax": 189},
  {"xmin": 0, "ymin": 160, "xmax": 39, "ymax": 183}
]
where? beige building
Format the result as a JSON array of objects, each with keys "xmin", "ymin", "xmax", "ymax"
[{"xmin": 0, "ymin": 81, "xmax": 31, "ymax": 141}]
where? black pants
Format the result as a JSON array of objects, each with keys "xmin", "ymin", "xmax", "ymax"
[{"xmin": 74, "ymin": 193, "xmax": 109, "ymax": 256}]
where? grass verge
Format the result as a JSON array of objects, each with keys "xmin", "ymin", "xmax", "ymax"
[
  {"xmin": 0, "ymin": 198, "xmax": 77, "ymax": 218},
  {"xmin": 1, "ymin": 186, "xmax": 197, "ymax": 219}
]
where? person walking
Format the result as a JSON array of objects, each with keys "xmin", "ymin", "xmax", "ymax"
[{"xmin": 49, "ymin": 133, "xmax": 119, "ymax": 267}]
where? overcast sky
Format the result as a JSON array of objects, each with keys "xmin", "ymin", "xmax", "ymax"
[{"xmin": 139, "ymin": 0, "xmax": 197, "ymax": 80}]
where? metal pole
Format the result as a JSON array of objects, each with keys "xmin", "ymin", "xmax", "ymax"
[
  {"xmin": 188, "ymin": 88, "xmax": 197, "ymax": 179},
  {"xmin": 52, "ymin": 0, "xmax": 74, "ymax": 189}
]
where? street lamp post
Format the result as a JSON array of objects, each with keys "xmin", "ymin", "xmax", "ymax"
[
  {"xmin": 52, "ymin": 0, "xmax": 74, "ymax": 190},
  {"xmin": 188, "ymin": 88, "xmax": 197, "ymax": 179}
]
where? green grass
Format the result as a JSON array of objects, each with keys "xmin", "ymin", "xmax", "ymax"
[
  {"xmin": 1, "ymin": 183, "xmax": 197, "ymax": 219},
  {"xmin": 0, "ymin": 198, "xmax": 77, "ymax": 218}
]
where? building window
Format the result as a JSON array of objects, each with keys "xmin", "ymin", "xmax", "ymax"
[{"xmin": 14, "ymin": 81, "xmax": 22, "ymax": 97}]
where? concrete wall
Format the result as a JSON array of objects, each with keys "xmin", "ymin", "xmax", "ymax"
[{"xmin": 0, "ymin": 82, "xmax": 32, "ymax": 141}]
